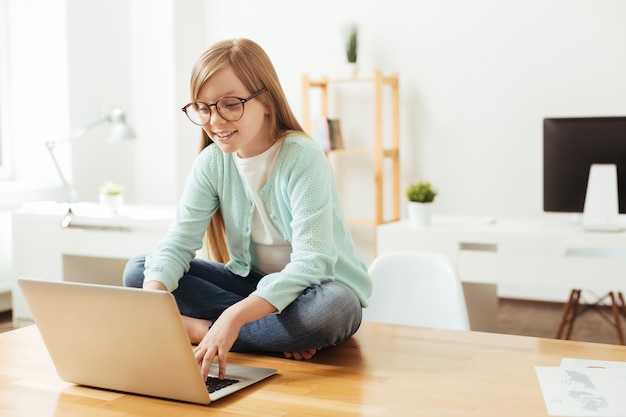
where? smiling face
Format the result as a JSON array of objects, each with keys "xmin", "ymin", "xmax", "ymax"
[{"xmin": 197, "ymin": 66, "xmax": 272, "ymax": 158}]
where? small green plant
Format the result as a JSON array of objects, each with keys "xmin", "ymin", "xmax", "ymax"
[
  {"xmin": 345, "ymin": 26, "xmax": 358, "ymax": 63},
  {"xmin": 99, "ymin": 181, "xmax": 124, "ymax": 196},
  {"xmin": 406, "ymin": 182, "xmax": 437, "ymax": 203}
]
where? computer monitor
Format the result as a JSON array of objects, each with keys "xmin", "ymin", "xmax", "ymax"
[{"xmin": 543, "ymin": 116, "xmax": 626, "ymax": 230}]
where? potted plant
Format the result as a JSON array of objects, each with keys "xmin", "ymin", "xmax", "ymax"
[
  {"xmin": 345, "ymin": 25, "xmax": 358, "ymax": 77},
  {"xmin": 99, "ymin": 181, "xmax": 125, "ymax": 214},
  {"xmin": 406, "ymin": 181, "xmax": 437, "ymax": 227}
]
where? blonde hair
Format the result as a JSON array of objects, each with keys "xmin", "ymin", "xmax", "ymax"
[{"xmin": 192, "ymin": 38, "xmax": 305, "ymax": 263}]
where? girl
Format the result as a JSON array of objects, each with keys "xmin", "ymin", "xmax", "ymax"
[{"xmin": 123, "ymin": 38, "xmax": 371, "ymax": 381}]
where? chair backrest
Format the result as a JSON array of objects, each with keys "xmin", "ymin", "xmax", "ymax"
[{"xmin": 363, "ymin": 251, "xmax": 471, "ymax": 331}]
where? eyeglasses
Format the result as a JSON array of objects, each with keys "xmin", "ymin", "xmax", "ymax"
[{"xmin": 181, "ymin": 87, "xmax": 268, "ymax": 126}]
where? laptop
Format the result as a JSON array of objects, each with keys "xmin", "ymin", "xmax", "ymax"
[{"xmin": 17, "ymin": 278, "xmax": 277, "ymax": 405}]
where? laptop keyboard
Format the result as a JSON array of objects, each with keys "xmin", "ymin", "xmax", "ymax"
[{"xmin": 206, "ymin": 376, "xmax": 240, "ymax": 393}]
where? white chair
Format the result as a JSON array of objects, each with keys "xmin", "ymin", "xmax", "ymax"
[{"xmin": 363, "ymin": 251, "xmax": 471, "ymax": 331}]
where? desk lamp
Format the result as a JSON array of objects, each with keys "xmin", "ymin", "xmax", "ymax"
[{"xmin": 44, "ymin": 108, "xmax": 136, "ymax": 228}]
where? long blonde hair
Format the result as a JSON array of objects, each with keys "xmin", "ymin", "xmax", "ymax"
[{"xmin": 191, "ymin": 38, "xmax": 305, "ymax": 263}]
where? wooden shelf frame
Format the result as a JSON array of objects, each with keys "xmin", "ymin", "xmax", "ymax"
[{"xmin": 302, "ymin": 70, "xmax": 400, "ymax": 226}]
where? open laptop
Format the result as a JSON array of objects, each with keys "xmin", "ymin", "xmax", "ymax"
[{"xmin": 17, "ymin": 278, "xmax": 277, "ymax": 405}]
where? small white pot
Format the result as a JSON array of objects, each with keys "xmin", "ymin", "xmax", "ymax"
[
  {"xmin": 99, "ymin": 193, "xmax": 124, "ymax": 214},
  {"xmin": 408, "ymin": 201, "xmax": 433, "ymax": 228},
  {"xmin": 346, "ymin": 62, "xmax": 358, "ymax": 78}
]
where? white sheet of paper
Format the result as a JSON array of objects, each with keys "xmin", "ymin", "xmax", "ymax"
[
  {"xmin": 560, "ymin": 358, "xmax": 626, "ymax": 369},
  {"xmin": 535, "ymin": 366, "xmax": 626, "ymax": 416}
]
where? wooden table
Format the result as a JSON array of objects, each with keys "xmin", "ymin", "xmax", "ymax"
[{"xmin": 2, "ymin": 323, "xmax": 625, "ymax": 416}]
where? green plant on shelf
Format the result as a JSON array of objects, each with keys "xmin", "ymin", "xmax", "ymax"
[
  {"xmin": 99, "ymin": 181, "xmax": 124, "ymax": 196},
  {"xmin": 406, "ymin": 181, "xmax": 437, "ymax": 203},
  {"xmin": 345, "ymin": 26, "xmax": 358, "ymax": 64}
]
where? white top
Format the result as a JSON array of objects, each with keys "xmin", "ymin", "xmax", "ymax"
[{"xmin": 236, "ymin": 141, "xmax": 292, "ymax": 274}]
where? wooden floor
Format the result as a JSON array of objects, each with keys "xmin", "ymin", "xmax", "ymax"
[
  {"xmin": 1, "ymin": 299, "xmax": 623, "ymax": 344},
  {"xmin": 0, "ymin": 310, "xmax": 12, "ymax": 333},
  {"xmin": 497, "ymin": 297, "xmax": 623, "ymax": 345}
]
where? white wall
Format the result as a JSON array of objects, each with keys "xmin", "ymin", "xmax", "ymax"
[
  {"xmin": 202, "ymin": 0, "xmax": 626, "ymax": 218},
  {"xmin": 6, "ymin": 0, "xmax": 626, "ymax": 219},
  {"xmin": 3, "ymin": 0, "xmax": 204, "ymax": 206}
]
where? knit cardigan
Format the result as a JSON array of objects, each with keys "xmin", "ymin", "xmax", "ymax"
[{"xmin": 144, "ymin": 133, "xmax": 372, "ymax": 313}]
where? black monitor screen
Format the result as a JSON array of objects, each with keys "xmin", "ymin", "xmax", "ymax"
[{"xmin": 543, "ymin": 116, "xmax": 626, "ymax": 214}]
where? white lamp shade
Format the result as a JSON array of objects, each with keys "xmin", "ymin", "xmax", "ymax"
[
  {"xmin": 107, "ymin": 121, "xmax": 136, "ymax": 142},
  {"xmin": 106, "ymin": 108, "xmax": 136, "ymax": 142}
]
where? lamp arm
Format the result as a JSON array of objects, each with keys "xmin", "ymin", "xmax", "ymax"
[
  {"xmin": 43, "ymin": 114, "xmax": 110, "ymax": 192},
  {"xmin": 45, "ymin": 141, "xmax": 74, "ymax": 203},
  {"xmin": 45, "ymin": 140, "xmax": 75, "ymax": 228},
  {"xmin": 48, "ymin": 115, "xmax": 109, "ymax": 147},
  {"xmin": 43, "ymin": 114, "xmax": 108, "ymax": 228}
]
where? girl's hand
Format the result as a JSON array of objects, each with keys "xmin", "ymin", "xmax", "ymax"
[
  {"xmin": 193, "ymin": 296, "xmax": 277, "ymax": 381},
  {"xmin": 193, "ymin": 315, "xmax": 241, "ymax": 380}
]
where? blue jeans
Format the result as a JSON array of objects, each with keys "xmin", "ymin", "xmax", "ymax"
[{"xmin": 123, "ymin": 255, "xmax": 362, "ymax": 353}]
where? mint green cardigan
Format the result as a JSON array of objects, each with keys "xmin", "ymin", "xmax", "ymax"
[{"xmin": 144, "ymin": 133, "xmax": 372, "ymax": 313}]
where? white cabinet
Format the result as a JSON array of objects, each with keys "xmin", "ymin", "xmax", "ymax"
[
  {"xmin": 377, "ymin": 215, "xmax": 626, "ymax": 331},
  {"xmin": 0, "ymin": 212, "xmax": 12, "ymax": 312},
  {"xmin": 11, "ymin": 202, "xmax": 174, "ymax": 327}
]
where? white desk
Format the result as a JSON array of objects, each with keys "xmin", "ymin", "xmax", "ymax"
[
  {"xmin": 11, "ymin": 202, "xmax": 175, "ymax": 328},
  {"xmin": 377, "ymin": 215, "xmax": 626, "ymax": 331}
]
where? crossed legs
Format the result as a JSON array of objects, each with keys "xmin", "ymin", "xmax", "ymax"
[{"xmin": 123, "ymin": 255, "xmax": 362, "ymax": 360}]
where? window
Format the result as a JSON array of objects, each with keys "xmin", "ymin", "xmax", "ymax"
[{"xmin": 0, "ymin": 0, "xmax": 11, "ymax": 180}]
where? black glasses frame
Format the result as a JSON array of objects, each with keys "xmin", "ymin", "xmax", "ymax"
[{"xmin": 181, "ymin": 87, "xmax": 268, "ymax": 125}]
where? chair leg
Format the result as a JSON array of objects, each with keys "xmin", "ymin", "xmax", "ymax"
[
  {"xmin": 619, "ymin": 292, "xmax": 626, "ymax": 318},
  {"xmin": 564, "ymin": 289, "xmax": 581, "ymax": 340},
  {"xmin": 609, "ymin": 292, "xmax": 625, "ymax": 345},
  {"xmin": 556, "ymin": 289, "xmax": 580, "ymax": 339},
  {"xmin": 556, "ymin": 289, "xmax": 626, "ymax": 344}
]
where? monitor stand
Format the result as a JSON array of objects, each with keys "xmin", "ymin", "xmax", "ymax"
[{"xmin": 582, "ymin": 164, "xmax": 622, "ymax": 232}]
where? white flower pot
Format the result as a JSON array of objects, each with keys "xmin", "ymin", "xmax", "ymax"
[
  {"xmin": 99, "ymin": 193, "xmax": 124, "ymax": 215},
  {"xmin": 408, "ymin": 201, "xmax": 433, "ymax": 228},
  {"xmin": 346, "ymin": 62, "xmax": 358, "ymax": 78}
]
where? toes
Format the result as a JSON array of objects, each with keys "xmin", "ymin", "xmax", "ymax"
[{"xmin": 283, "ymin": 349, "xmax": 319, "ymax": 361}]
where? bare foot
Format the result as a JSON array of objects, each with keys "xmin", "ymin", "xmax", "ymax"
[
  {"xmin": 181, "ymin": 315, "xmax": 212, "ymax": 344},
  {"xmin": 283, "ymin": 348, "xmax": 319, "ymax": 361}
]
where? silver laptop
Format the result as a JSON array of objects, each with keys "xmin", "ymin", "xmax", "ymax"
[{"xmin": 17, "ymin": 278, "xmax": 277, "ymax": 405}]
